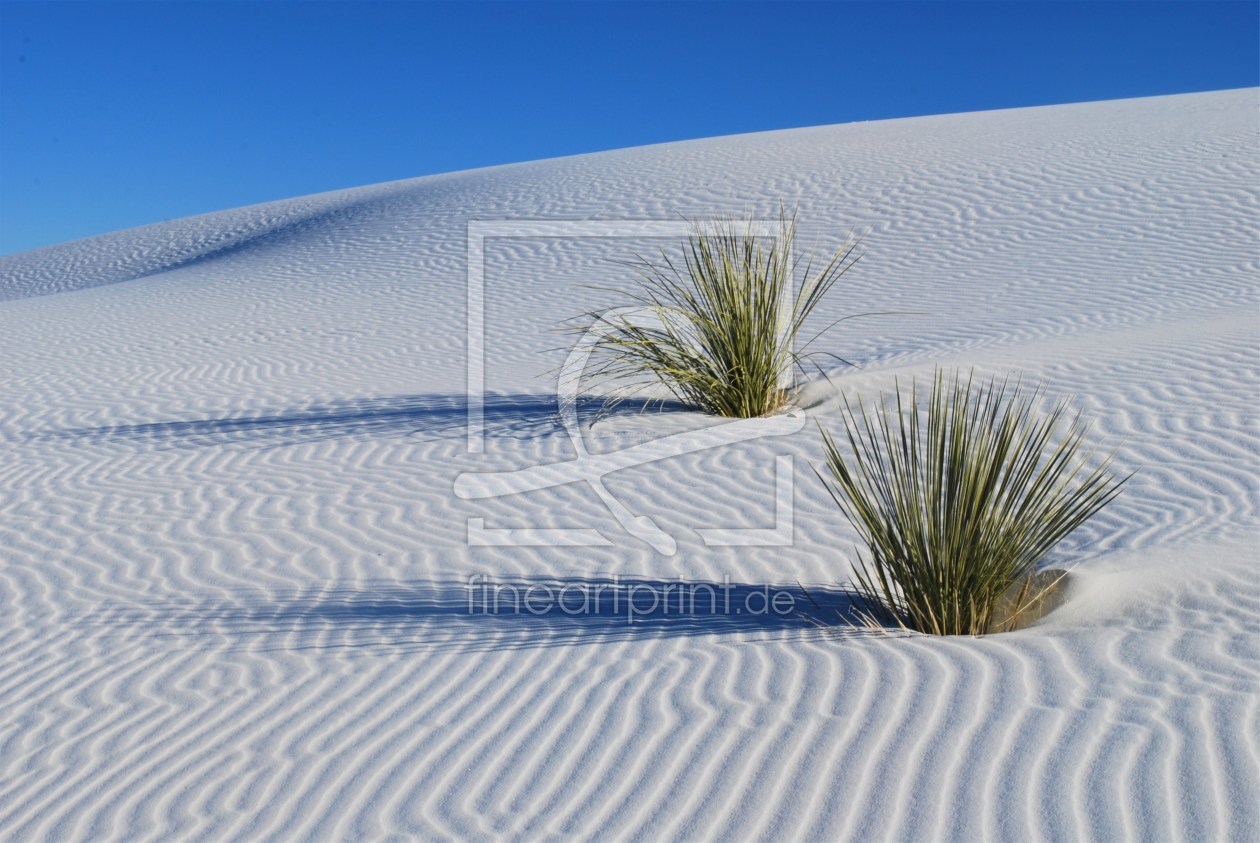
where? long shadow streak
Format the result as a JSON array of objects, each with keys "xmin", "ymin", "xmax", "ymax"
[
  {"xmin": 28, "ymin": 394, "xmax": 691, "ymax": 449},
  {"xmin": 71, "ymin": 577, "xmax": 876, "ymax": 654}
]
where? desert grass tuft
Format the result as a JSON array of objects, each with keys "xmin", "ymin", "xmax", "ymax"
[
  {"xmin": 579, "ymin": 211, "xmax": 860, "ymax": 418},
  {"xmin": 817, "ymin": 369, "xmax": 1127, "ymax": 636}
]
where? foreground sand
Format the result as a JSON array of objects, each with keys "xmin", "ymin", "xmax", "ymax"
[{"xmin": 1, "ymin": 89, "xmax": 1257, "ymax": 840}]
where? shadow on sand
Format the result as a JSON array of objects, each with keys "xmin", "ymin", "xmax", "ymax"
[
  {"xmin": 74, "ymin": 577, "xmax": 873, "ymax": 654},
  {"xmin": 31, "ymin": 394, "xmax": 693, "ymax": 450}
]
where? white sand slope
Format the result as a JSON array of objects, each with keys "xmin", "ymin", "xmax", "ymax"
[{"xmin": 0, "ymin": 89, "xmax": 1257, "ymax": 841}]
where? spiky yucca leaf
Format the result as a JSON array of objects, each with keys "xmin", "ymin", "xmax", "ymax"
[
  {"xmin": 581, "ymin": 212, "xmax": 860, "ymax": 418},
  {"xmin": 817, "ymin": 369, "xmax": 1127, "ymax": 636}
]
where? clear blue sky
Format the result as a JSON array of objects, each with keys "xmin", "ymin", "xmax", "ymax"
[{"xmin": 1, "ymin": 1, "xmax": 1256, "ymax": 256}]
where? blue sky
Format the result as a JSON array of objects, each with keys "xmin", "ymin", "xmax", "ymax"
[{"xmin": 1, "ymin": 1, "xmax": 1256, "ymax": 256}]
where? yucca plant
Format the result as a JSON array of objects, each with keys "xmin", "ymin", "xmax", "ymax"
[
  {"xmin": 817, "ymin": 369, "xmax": 1127, "ymax": 636},
  {"xmin": 579, "ymin": 212, "xmax": 861, "ymax": 418}
]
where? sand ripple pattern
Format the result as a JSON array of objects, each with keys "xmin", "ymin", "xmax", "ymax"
[{"xmin": 0, "ymin": 90, "xmax": 1257, "ymax": 840}]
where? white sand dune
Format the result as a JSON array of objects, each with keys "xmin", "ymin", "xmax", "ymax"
[{"xmin": 1, "ymin": 89, "xmax": 1257, "ymax": 841}]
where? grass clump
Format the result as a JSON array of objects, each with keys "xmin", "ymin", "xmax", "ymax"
[
  {"xmin": 817, "ymin": 369, "xmax": 1127, "ymax": 636},
  {"xmin": 580, "ymin": 212, "xmax": 860, "ymax": 418}
]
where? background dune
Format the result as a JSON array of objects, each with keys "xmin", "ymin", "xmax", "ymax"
[{"xmin": 0, "ymin": 89, "xmax": 1256, "ymax": 840}]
